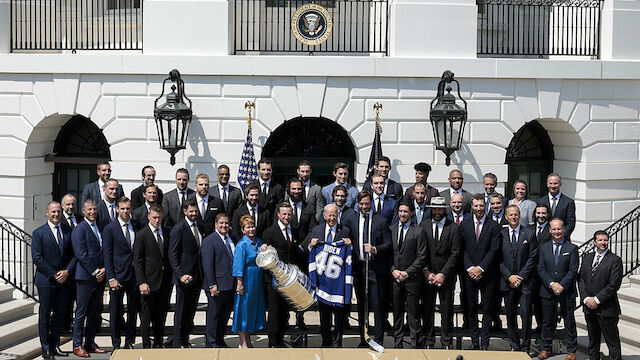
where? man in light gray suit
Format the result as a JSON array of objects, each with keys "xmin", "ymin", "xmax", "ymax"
[
  {"xmin": 294, "ymin": 160, "xmax": 325, "ymax": 223},
  {"xmin": 210, "ymin": 165, "xmax": 243, "ymax": 219},
  {"xmin": 439, "ymin": 169, "xmax": 473, "ymax": 215}
]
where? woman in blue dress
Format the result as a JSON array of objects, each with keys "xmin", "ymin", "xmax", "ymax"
[{"xmin": 232, "ymin": 215, "xmax": 266, "ymax": 348}]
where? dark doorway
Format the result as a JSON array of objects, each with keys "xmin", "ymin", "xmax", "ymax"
[
  {"xmin": 49, "ymin": 115, "xmax": 111, "ymax": 212},
  {"xmin": 261, "ymin": 117, "xmax": 357, "ymax": 187},
  {"xmin": 505, "ymin": 120, "xmax": 554, "ymax": 201}
]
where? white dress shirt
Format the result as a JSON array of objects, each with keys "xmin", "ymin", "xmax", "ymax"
[{"xmin": 47, "ymin": 221, "xmax": 63, "ymax": 246}]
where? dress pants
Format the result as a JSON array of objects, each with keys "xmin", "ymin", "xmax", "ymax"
[
  {"xmin": 205, "ymin": 289, "xmax": 234, "ymax": 348},
  {"xmin": 266, "ymin": 282, "xmax": 289, "ymax": 347},
  {"xmin": 503, "ymin": 288, "xmax": 532, "ymax": 351},
  {"xmin": 318, "ymin": 301, "xmax": 344, "ymax": 348},
  {"xmin": 108, "ymin": 277, "xmax": 139, "ymax": 348},
  {"xmin": 585, "ymin": 312, "xmax": 621, "ymax": 360},
  {"xmin": 392, "ymin": 277, "xmax": 420, "ymax": 348},
  {"xmin": 173, "ymin": 278, "xmax": 203, "ymax": 347},
  {"xmin": 73, "ymin": 279, "xmax": 106, "ymax": 348},
  {"xmin": 139, "ymin": 283, "xmax": 172, "ymax": 348},
  {"xmin": 422, "ymin": 280, "xmax": 456, "ymax": 347},
  {"xmin": 463, "ymin": 276, "xmax": 495, "ymax": 348},
  {"xmin": 540, "ymin": 294, "xmax": 577, "ymax": 353},
  {"xmin": 353, "ymin": 266, "xmax": 387, "ymax": 345},
  {"xmin": 37, "ymin": 284, "xmax": 72, "ymax": 352}
]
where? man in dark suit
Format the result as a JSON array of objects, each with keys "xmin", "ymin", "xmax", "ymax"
[
  {"xmin": 285, "ymin": 178, "xmax": 317, "ymax": 241},
  {"xmin": 439, "ymin": 169, "xmax": 473, "ymax": 214},
  {"xmin": 71, "ymin": 199, "xmax": 107, "ymax": 357},
  {"xmin": 447, "ymin": 193, "xmax": 469, "ymax": 225},
  {"xmin": 263, "ymin": 202, "xmax": 300, "ymax": 346},
  {"xmin": 169, "ymin": 198, "xmax": 204, "ymax": 348},
  {"xmin": 420, "ymin": 197, "xmax": 461, "ymax": 350},
  {"xmin": 489, "ymin": 194, "xmax": 509, "ymax": 226},
  {"xmin": 483, "ymin": 173, "xmax": 504, "ymax": 214},
  {"xmin": 201, "ymin": 213, "xmax": 236, "ymax": 348},
  {"xmin": 578, "ymin": 230, "xmax": 623, "ymax": 360},
  {"xmin": 499, "ymin": 205, "xmax": 537, "ymax": 353},
  {"xmin": 362, "ymin": 156, "xmax": 403, "ymax": 200},
  {"xmin": 130, "ymin": 165, "xmax": 164, "ymax": 210},
  {"xmin": 370, "ymin": 174, "xmax": 398, "ymax": 225},
  {"xmin": 297, "ymin": 160, "xmax": 326, "ymax": 223},
  {"xmin": 32, "ymin": 201, "xmax": 77, "ymax": 359},
  {"xmin": 331, "ymin": 185, "xmax": 353, "ymax": 225},
  {"xmin": 341, "ymin": 191, "xmax": 392, "ymax": 347},
  {"xmin": 533, "ymin": 203, "xmax": 552, "ymax": 329},
  {"xmin": 96, "ymin": 178, "xmax": 120, "ymax": 230},
  {"xmin": 191, "ymin": 173, "xmax": 225, "ymax": 237},
  {"xmin": 232, "ymin": 184, "xmax": 269, "ymax": 240},
  {"xmin": 81, "ymin": 161, "xmax": 124, "ymax": 205},
  {"xmin": 537, "ymin": 219, "xmax": 579, "ymax": 360},
  {"xmin": 210, "ymin": 164, "xmax": 243, "ymax": 220},
  {"xmin": 411, "ymin": 183, "xmax": 431, "ymax": 226},
  {"xmin": 102, "ymin": 197, "xmax": 140, "ymax": 349},
  {"xmin": 161, "ymin": 168, "xmax": 195, "ymax": 230},
  {"xmin": 250, "ymin": 158, "xmax": 285, "ymax": 222},
  {"xmin": 133, "ymin": 204, "xmax": 172, "ymax": 349},
  {"xmin": 537, "ymin": 173, "xmax": 576, "ymax": 239},
  {"xmin": 132, "ymin": 184, "xmax": 159, "ymax": 227},
  {"xmin": 460, "ymin": 193, "xmax": 501, "ymax": 350},
  {"xmin": 390, "ymin": 201, "xmax": 427, "ymax": 348},
  {"xmin": 403, "ymin": 162, "xmax": 439, "ymax": 204},
  {"xmin": 61, "ymin": 193, "xmax": 82, "ymax": 228}
]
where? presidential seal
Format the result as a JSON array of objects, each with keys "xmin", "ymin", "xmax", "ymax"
[{"xmin": 291, "ymin": 4, "xmax": 333, "ymax": 46}]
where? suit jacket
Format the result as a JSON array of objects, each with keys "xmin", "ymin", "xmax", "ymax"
[
  {"xmin": 200, "ymin": 231, "xmax": 235, "ymax": 292},
  {"xmin": 446, "ymin": 211, "xmax": 469, "ymax": 225},
  {"xmin": 250, "ymin": 180, "xmax": 285, "ymax": 220},
  {"xmin": 103, "ymin": 219, "xmax": 141, "ymax": 283},
  {"xmin": 362, "ymin": 178, "xmax": 404, "ymax": 201},
  {"xmin": 390, "ymin": 223, "xmax": 428, "ymax": 278},
  {"xmin": 411, "ymin": 203, "xmax": 431, "ymax": 225},
  {"xmin": 537, "ymin": 193, "xmax": 576, "ymax": 237},
  {"xmin": 489, "ymin": 212, "xmax": 509, "ymax": 227},
  {"xmin": 161, "ymin": 188, "xmax": 196, "ymax": 230},
  {"xmin": 460, "ymin": 216, "xmax": 501, "ymax": 280},
  {"xmin": 321, "ymin": 182, "xmax": 359, "ymax": 208},
  {"xmin": 61, "ymin": 212, "xmax": 83, "ymax": 229},
  {"xmin": 231, "ymin": 203, "xmax": 270, "ymax": 241},
  {"xmin": 420, "ymin": 219, "xmax": 461, "ymax": 282},
  {"xmin": 498, "ymin": 226, "xmax": 538, "ymax": 292},
  {"xmin": 72, "ymin": 220, "xmax": 104, "ymax": 281},
  {"xmin": 342, "ymin": 212, "xmax": 392, "ymax": 276},
  {"xmin": 131, "ymin": 184, "xmax": 164, "ymax": 211},
  {"xmin": 307, "ymin": 223, "xmax": 351, "ymax": 248},
  {"xmin": 168, "ymin": 218, "xmax": 203, "ymax": 284},
  {"xmin": 302, "ymin": 181, "xmax": 326, "ymax": 223},
  {"xmin": 578, "ymin": 250, "xmax": 623, "ymax": 317},
  {"xmin": 439, "ymin": 188, "xmax": 473, "ymax": 215},
  {"xmin": 262, "ymin": 222, "xmax": 300, "ymax": 265},
  {"xmin": 210, "ymin": 184, "xmax": 243, "ymax": 220},
  {"xmin": 371, "ymin": 195, "xmax": 399, "ymax": 225},
  {"xmin": 535, "ymin": 222, "xmax": 552, "ymax": 247},
  {"xmin": 403, "ymin": 184, "xmax": 440, "ymax": 204},
  {"xmin": 81, "ymin": 180, "xmax": 124, "ymax": 205},
  {"xmin": 189, "ymin": 194, "xmax": 225, "ymax": 237},
  {"xmin": 287, "ymin": 199, "xmax": 318, "ymax": 241},
  {"xmin": 537, "ymin": 240, "xmax": 578, "ymax": 299},
  {"xmin": 32, "ymin": 222, "xmax": 77, "ymax": 288},
  {"xmin": 132, "ymin": 203, "xmax": 150, "ymax": 227},
  {"xmin": 133, "ymin": 225, "xmax": 172, "ymax": 291},
  {"xmin": 97, "ymin": 200, "xmax": 118, "ymax": 230}
]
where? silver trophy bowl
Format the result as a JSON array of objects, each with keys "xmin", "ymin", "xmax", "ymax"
[{"xmin": 255, "ymin": 246, "xmax": 316, "ymax": 312}]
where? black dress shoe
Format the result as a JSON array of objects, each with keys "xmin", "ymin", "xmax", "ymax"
[
  {"xmin": 180, "ymin": 343, "xmax": 193, "ymax": 349},
  {"xmin": 43, "ymin": 353, "xmax": 54, "ymax": 360},
  {"xmin": 296, "ymin": 320, "xmax": 309, "ymax": 331}
]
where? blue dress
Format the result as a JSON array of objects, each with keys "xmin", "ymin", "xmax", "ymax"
[{"xmin": 231, "ymin": 236, "xmax": 267, "ymax": 333}]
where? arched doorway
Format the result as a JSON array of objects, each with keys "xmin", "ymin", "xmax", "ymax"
[
  {"xmin": 505, "ymin": 120, "xmax": 554, "ymax": 200},
  {"xmin": 48, "ymin": 115, "xmax": 111, "ymax": 211},
  {"xmin": 262, "ymin": 117, "xmax": 357, "ymax": 187}
]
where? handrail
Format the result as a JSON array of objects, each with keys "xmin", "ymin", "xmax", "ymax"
[{"xmin": 0, "ymin": 215, "xmax": 38, "ymax": 301}]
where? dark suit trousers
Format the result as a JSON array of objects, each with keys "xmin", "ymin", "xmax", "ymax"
[
  {"xmin": 422, "ymin": 280, "xmax": 456, "ymax": 347},
  {"xmin": 392, "ymin": 278, "xmax": 420, "ymax": 348},
  {"xmin": 503, "ymin": 288, "xmax": 532, "ymax": 351},
  {"xmin": 463, "ymin": 277, "xmax": 495, "ymax": 347},
  {"xmin": 173, "ymin": 278, "xmax": 203, "ymax": 346},
  {"xmin": 353, "ymin": 266, "xmax": 387, "ymax": 344},
  {"xmin": 205, "ymin": 289, "xmax": 234, "ymax": 347},
  {"xmin": 585, "ymin": 312, "xmax": 621, "ymax": 360},
  {"xmin": 73, "ymin": 279, "xmax": 105, "ymax": 348},
  {"xmin": 540, "ymin": 294, "xmax": 577, "ymax": 353},
  {"xmin": 139, "ymin": 283, "xmax": 172, "ymax": 348},
  {"xmin": 37, "ymin": 285, "xmax": 72, "ymax": 351},
  {"xmin": 108, "ymin": 277, "xmax": 139, "ymax": 347},
  {"xmin": 266, "ymin": 281, "xmax": 289, "ymax": 346},
  {"xmin": 318, "ymin": 301, "xmax": 344, "ymax": 348}
]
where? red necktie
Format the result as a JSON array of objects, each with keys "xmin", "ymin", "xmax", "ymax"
[
  {"xmin": 475, "ymin": 221, "xmax": 481, "ymax": 241},
  {"xmin": 455, "ymin": 214, "xmax": 460, "ymax": 225}
]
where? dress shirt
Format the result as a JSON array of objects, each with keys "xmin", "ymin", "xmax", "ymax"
[
  {"xmin": 453, "ymin": 211, "xmax": 464, "ymax": 224},
  {"xmin": 186, "ymin": 217, "xmax": 202, "ymax": 239},
  {"xmin": 397, "ymin": 222, "xmax": 409, "ymax": 246},
  {"xmin": 215, "ymin": 230, "xmax": 235, "ymax": 255},
  {"xmin": 259, "ymin": 179, "xmax": 271, "ymax": 194},
  {"xmin": 358, "ymin": 212, "xmax": 374, "ymax": 260},
  {"xmin": 384, "ymin": 178, "xmax": 389, "ymax": 195},
  {"xmin": 118, "ymin": 217, "xmax": 136, "ymax": 246},
  {"xmin": 449, "ymin": 188, "xmax": 462, "ymax": 197},
  {"xmin": 98, "ymin": 179, "xmax": 106, "ymax": 198},
  {"xmin": 218, "ymin": 184, "xmax": 229, "ymax": 196},
  {"xmin": 414, "ymin": 200, "xmax": 426, "ymax": 225},
  {"xmin": 548, "ymin": 191, "xmax": 563, "ymax": 204},
  {"xmin": 47, "ymin": 221, "xmax": 63, "ymax": 246},
  {"xmin": 325, "ymin": 224, "xmax": 337, "ymax": 243},
  {"xmin": 536, "ymin": 221, "xmax": 548, "ymax": 237},
  {"xmin": 105, "ymin": 199, "xmax": 117, "ymax": 221},
  {"xmin": 467, "ymin": 215, "xmax": 486, "ymax": 272},
  {"xmin": 197, "ymin": 194, "xmax": 209, "ymax": 215},
  {"xmin": 303, "ymin": 180, "xmax": 311, "ymax": 200},
  {"xmin": 64, "ymin": 213, "xmax": 78, "ymax": 227},
  {"xmin": 176, "ymin": 187, "xmax": 188, "ymax": 203},
  {"xmin": 432, "ymin": 218, "xmax": 445, "ymax": 241},
  {"xmin": 246, "ymin": 202, "xmax": 258, "ymax": 220},
  {"xmin": 492, "ymin": 210, "xmax": 504, "ymax": 224},
  {"xmin": 289, "ymin": 199, "xmax": 303, "ymax": 222},
  {"xmin": 373, "ymin": 193, "xmax": 384, "ymax": 212},
  {"xmin": 509, "ymin": 225, "xmax": 520, "ymax": 244},
  {"xmin": 278, "ymin": 220, "xmax": 292, "ymax": 244}
]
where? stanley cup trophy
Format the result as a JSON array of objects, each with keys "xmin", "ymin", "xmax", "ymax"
[{"xmin": 255, "ymin": 246, "xmax": 316, "ymax": 311}]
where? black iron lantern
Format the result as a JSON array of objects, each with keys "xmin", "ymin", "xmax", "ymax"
[
  {"xmin": 154, "ymin": 69, "xmax": 192, "ymax": 165},
  {"xmin": 429, "ymin": 70, "xmax": 468, "ymax": 166}
]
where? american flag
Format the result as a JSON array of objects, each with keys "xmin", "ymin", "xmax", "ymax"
[
  {"xmin": 366, "ymin": 118, "xmax": 383, "ymax": 181},
  {"xmin": 237, "ymin": 117, "xmax": 258, "ymax": 191}
]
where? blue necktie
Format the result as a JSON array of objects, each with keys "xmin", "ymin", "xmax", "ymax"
[
  {"xmin": 110, "ymin": 203, "xmax": 116, "ymax": 221},
  {"xmin": 225, "ymin": 236, "xmax": 233, "ymax": 257},
  {"xmin": 91, "ymin": 223, "xmax": 101, "ymax": 246},
  {"xmin": 326, "ymin": 229, "xmax": 333, "ymax": 244},
  {"xmin": 56, "ymin": 225, "xmax": 63, "ymax": 252},
  {"xmin": 554, "ymin": 242, "xmax": 561, "ymax": 266}
]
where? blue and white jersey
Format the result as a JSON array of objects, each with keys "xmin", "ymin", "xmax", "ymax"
[{"xmin": 308, "ymin": 240, "xmax": 353, "ymax": 307}]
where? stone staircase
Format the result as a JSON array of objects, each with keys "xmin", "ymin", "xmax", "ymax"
[{"xmin": 0, "ymin": 284, "xmax": 41, "ymax": 360}]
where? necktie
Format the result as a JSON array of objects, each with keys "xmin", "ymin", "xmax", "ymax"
[
  {"xmin": 337, "ymin": 209, "xmax": 342, "ymax": 224},
  {"xmin": 326, "ymin": 228, "xmax": 333, "ymax": 244},
  {"xmin": 263, "ymin": 183, "xmax": 268, "ymax": 195},
  {"xmin": 225, "ymin": 236, "xmax": 234, "ymax": 257},
  {"xmin": 303, "ymin": 185, "xmax": 307, "ymax": 200},
  {"xmin": 110, "ymin": 203, "xmax": 116, "ymax": 221},
  {"xmin": 494, "ymin": 214, "xmax": 498, "ymax": 222},
  {"xmin": 285, "ymin": 226, "xmax": 291, "ymax": 247},
  {"xmin": 363, "ymin": 215, "xmax": 370, "ymax": 245},
  {"xmin": 551, "ymin": 196, "xmax": 558, "ymax": 216},
  {"xmin": 91, "ymin": 223, "xmax": 101, "ymax": 247},
  {"xmin": 181, "ymin": 191, "xmax": 186, "ymax": 207},
  {"xmin": 222, "ymin": 187, "xmax": 228, "ymax": 208},
  {"xmin": 155, "ymin": 229, "xmax": 164, "ymax": 257},
  {"xmin": 192, "ymin": 223, "xmax": 200, "ymax": 246},
  {"xmin": 416, "ymin": 207, "xmax": 422, "ymax": 225},
  {"xmin": 433, "ymin": 221, "xmax": 439, "ymax": 242},
  {"xmin": 475, "ymin": 221, "xmax": 481, "ymax": 242},
  {"xmin": 398, "ymin": 224, "xmax": 405, "ymax": 250},
  {"xmin": 293, "ymin": 202, "xmax": 299, "ymax": 221},
  {"xmin": 250, "ymin": 207, "xmax": 256, "ymax": 222},
  {"xmin": 69, "ymin": 216, "xmax": 76, "ymax": 228},
  {"xmin": 377, "ymin": 197, "xmax": 382, "ymax": 213},
  {"xmin": 124, "ymin": 223, "xmax": 132, "ymax": 249},
  {"xmin": 537, "ymin": 225, "xmax": 544, "ymax": 239},
  {"xmin": 511, "ymin": 230, "xmax": 517, "ymax": 248},
  {"xmin": 592, "ymin": 254, "xmax": 602, "ymax": 276},
  {"xmin": 55, "ymin": 225, "xmax": 63, "ymax": 252},
  {"xmin": 554, "ymin": 242, "xmax": 561, "ymax": 266},
  {"xmin": 200, "ymin": 199, "xmax": 206, "ymax": 218},
  {"xmin": 455, "ymin": 214, "xmax": 461, "ymax": 225}
]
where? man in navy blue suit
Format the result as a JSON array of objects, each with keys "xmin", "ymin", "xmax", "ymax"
[
  {"xmin": 362, "ymin": 156, "xmax": 403, "ymax": 200},
  {"xmin": 537, "ymin": 173, "xmax": 576, "ymax": 239},
  {"xmin": 81, "ymin": 161, "xmax": 124, "ymax": 205},
  {"xmin": 201, "ymin": 213, "xmax": 236, "ymax": 348},
  {"xmin": 102, "ymin": 197, "xmax": 140, "ymax": 349},
  {"xmin": 460, "ymin": 193, "xmax": 501, "ymax": 350},
  {"xmin": 96, "ymin": 179, "xmax": 120, "ymax": 230},
  {"xmin": 32, "ymin": 201, "xmax": 77, "ymax": 359},
  {"xmin": 71, "ymin": 199, "xmax": 107, "ymax": 357},
  {"xmin": 370, "ymin": 174, "xmax": 398, "ymax": 225},
  {"xmin": 537, "ymin": 219, "xmax": 579, "ymax": 360}
]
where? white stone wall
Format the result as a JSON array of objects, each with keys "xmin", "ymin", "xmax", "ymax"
[{"xmin": 0, "ymin": 64, "xmax": 639, "ymax": 242}]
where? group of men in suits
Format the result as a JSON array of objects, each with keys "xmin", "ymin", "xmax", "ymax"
[{"xmin": 31, "ymin": 159, "xmax": 622, "ymax": 360}]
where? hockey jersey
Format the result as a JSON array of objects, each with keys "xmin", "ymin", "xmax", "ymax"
[{"xmin": 308, "ymin": 240, "xmax": 352, "ymax": 307}]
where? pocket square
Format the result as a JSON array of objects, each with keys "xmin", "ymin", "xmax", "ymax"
[
  {"xmin": 209, "ymin": 207, "xmax": 219, "ymax": 211},
  {"xmin": 523, "ymin": 240, "xmax": 528, "ymax": 244},
  {"xmin": 563, "ymin": 252, "xmax": 569, "ymax": 256}
]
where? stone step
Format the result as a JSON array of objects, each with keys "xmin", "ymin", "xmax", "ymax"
[
  {"xmin": 0, "ymin": 299, "xmax": 36, "ymax": 326},
  {"xmin": 1, "ymin": 336, "xmax": 46, "ymax": 360},
  {"xmin": 616, "ymin": 286, "xmax": 640, "ymax": 303},
  {"xmin": 629, "ymin": 274, "xmax": 640, "ymax": 286},
  {"xmin": 577, "ymin": 317, "xmax": 640, "ymax": 349},
  {"xmin": 0, "ymin": 314, "xmax": 39, "ymax": 351},
  {"xmin": 0, "ymin": 284, "xmax": 16, "ymax": 304}
]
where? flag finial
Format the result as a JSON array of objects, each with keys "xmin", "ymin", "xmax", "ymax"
[
  {"xmin": 245, "ymin": 101, "xmax": 255, "ymax": 125},
  {"xmin": 373, "ymin": 102, "xmax": 383, "ymax": 133}
]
